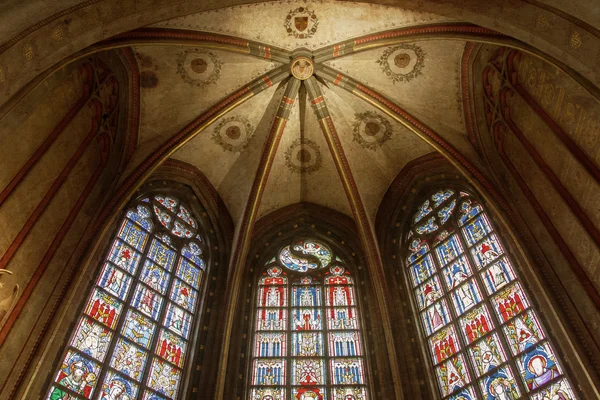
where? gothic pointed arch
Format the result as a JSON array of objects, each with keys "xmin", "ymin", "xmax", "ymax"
[{"xmin": 377, "ymin": 153, "xmax": 600, "ymax": 399}]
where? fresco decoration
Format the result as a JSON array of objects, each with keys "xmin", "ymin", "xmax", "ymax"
[
  {"xmin": 284, "ymin": 6, "xmax": 319, "ymax": 39},
  {"xmin": 251, "ymin": 241, "xmax": 368, "ymax": 397},
  {"xmin": 176, "ymin": 48, "xmax": 222, "ymax": 87},
  {"xmin": 403, "ymin": 188, "xmax": 577, "ymax": 399},
  {"xmin": 284, "ymin": 138, "xmax": 323, "ymax": 174},
  {"xmin": 212, "ymin": 115, "xmax": 255, "ymax": 153},
  {"xmin": 47, "ymin": 195, "xmax": 206, "ymax": 399},
  {"xmin": 376, "ymin": 43, "xmax": 425, "ymax": 84},
  {"xmin": 352, "ymin": 111, "xmax": 392, "ymax": 150}
]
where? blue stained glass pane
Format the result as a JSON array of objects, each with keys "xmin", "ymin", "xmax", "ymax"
[
  {"xmin": 442, "ymin": 256, "xmax": 472, "ymax": 290},
  {"xmin": 416, "ymin": 216, "xmax": 439, "ymax": 234},
  {"xmin": 407, "ymin": 245, "xmax": 429, "ymax": 265},
  {"xmin": 139, "ymin": 260, "xmax": 169, "ymax": 295},
  {"xmin": 279, "ymin": 246, "xmax": 318, "ymax": 272},
  {"xmin": 447, "ymin": 386, "xmax": 477, "ymax": 400},
  {"xmin": 122, "ymin": 310, "xmax": 156, "ymax": 350},
  {"xmin": 479, "ymin": 366, "xmax": 520, "ymax": 400},
  {"xmin": 170, "ymin": 279, "xmax": 198, "ymax": 313},
  {"xmin": 326, "ymin": 307, "xmax": 358, "ymax": 330},
  {"xmin": 530, "ymin": 378, "xmax": 576, "ymax": 400},
  {"xmin": 254, "ymin": 332, "xmax": 287, "ymax": 357},
  {"xmin": 156, "ymin": 329, "xmax": 187, "ymax": 368},
  {"xmin": 292, "ymin": 286, "xmax": 322, "ymax": 307},
  {"xmin": 415, "ymin": 275, "xmax": 443, "ymax": 310},
  {"xmin": 468, "ymin": 333, "xmax": 507, "ymax": 376},
  {"xmin": 502, "ymin": 310, "xmax": 545, "ymax": 356},
  {"xmin": 409, "ymin": 254, "xmax": 435, "ymax": 287},
  {"xmin": 329, "ymin": 358, "xmax": 364, "ymax": 384},
  {"xmin": 438, "ymin": 199, "xmax": 456, "ymax": 225},
  {"xmin": 432, "ymin": 189, "xmax": 455, "ymax": 207},
  {"xmin": 52, "ymin": 350, "xmax": 101, "ymax": 399},
  {"xmin": 462, "ymin": 214, "xmax": 493, "ymax": 247},
  {"xmin": 163, "ymin": 303, "xmax": 192, "ymax": 339},
  {"xmin": 132, "ymin": 284, "xmax": 163, "ymax": 320},
  {"xmin": 292, "ymin": 332, "xmax": 323, "ymax": 356},
  {"xmin": 70, "ymin": 317, "xmax": 112, "ymax": 362},
  {"xmin": 97, "ymin": 262, "xmax": 132, "ymax": 301},
  {"xmin": 253, "ymin": 359, "xmax": 286, "ymax": 385},
  {"xmin": 108, "ymin": 239, "xmax": 141, "ymax": 275},
  {"xmin": 517, "ymin": 342, "xmax": 562, "ymax": 392},
  {"xmin": 147, "ymin": 239, "xmax": 176, "ymax": 271},
  {"xmin": 470, "ymin": 234, "xmax": 504, "ymax": 270},
  {"xmin": 118, "ymin": 219, "xmax": 149, "ymax": 252},
  {"xmin": 435, "ymin": 354, "xmax": 470, "ymax": 397},
  {"xmin": 126, "ymin": 209, "xmax": 153, "ymax": 232},
  {"xmin": 177, "ymin": 204, "xmax": 197, "ymax": 228},
  {"xmin": 155, "ymin": 195, "xmax": 178, "ymax": 212},
  {"xmin": 414, "ymin": 199, "xmax": 433, "ymax": 224},
  {"xmin": 142, "ymin": 391, "xmax": 168, "ymax": 400},
  {"xmin": 100, "ymin": 371, "xmax": 138, "ymax": 400},
  {"xmin": 292, "ymin": 308, "xmax": 322, "ymax": 331},
  {"xmin": 147, "ymin": 358, "xmax": 181, "ymax": 399},
  {"xmin": 110, "ymin": 338, "xmax": 148, "ymax": 381},
  {"xmin": 84, "ymin": 288, "xmax": 122, "ymax": 329},
  {"xmin": 256, "ymin": 308, "xmax": 287, "ymax": 331},
  {"xmin": 293, "ymin": 359, "xmax": 325, "ymax": 385},
  {"xmin": 450, "ymin": 279, "xmax": 482, "ymax": 316},
  {"xmin": 176, "ymin": 258, "xmax": 202, "ymax": 289},
  {"xmin": 435, "ymin": 234, "xmax": 463, "ymax": 266},
  {"xmin": 481, "ymin": 256, "xmax": 516, "ymax": 295},
  {"xmin": 421, "ymin": 299, "xmax": 451, "ymax": 336},
  {"xmin": 328, "ymin": 331, "xmax": 361, "ymax": 356},
  {"xmin": 458, "ymin": 200, "xmax": 483, "ymax": 226}
]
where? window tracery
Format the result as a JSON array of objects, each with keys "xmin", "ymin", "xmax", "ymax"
[
  {"xmin": 403, "ymin": 189, "xmax": 576, "ymax": 399},
  {"xmin": 250, "ymin": 239, "xmax": 369, "ymax": 400},
  {"xmin": 47, "ymin": 194, "xmax": 206, "ymax": 400}
]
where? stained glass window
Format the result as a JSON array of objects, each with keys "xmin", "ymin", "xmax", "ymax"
[
  {"xmin": 403, "ymin": 189, "xmax": 577, "ymax": 399},
  {"xmin": 47, "ymin": 195, "xmax": 205, "ymax": 400},
  {"xmin": 250, "ymin": 240, "xmax": 370, "ymax": 400}
]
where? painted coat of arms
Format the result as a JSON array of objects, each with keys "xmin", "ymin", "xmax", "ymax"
[{"xmin": 284, "ymin": 7, "xmax": 319, "ymax": 39}]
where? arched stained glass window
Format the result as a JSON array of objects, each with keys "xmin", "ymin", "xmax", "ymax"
[
  {"xmin": 403, "ymin": 189, "xmax": 576, "ymax": 400},
  {"xmin": 47, "ymin": 195, "xmax": 206, "ymax": 400},
  {"xmin": 250, "ymin": 239, "xmax": 369, "ymax": 400}
]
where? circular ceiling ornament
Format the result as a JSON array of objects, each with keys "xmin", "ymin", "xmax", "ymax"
[
  {"xmin": 176, "ymin": 49, "xmax": 222, "ymax": 88},
  {"xmin": 290, "ymin": 56, "xmax": 314, "ymax": 80},
  {"xmin": 352, "ymin": 111, "xmax": 392, "ymax": 150},
  {"xmin": 376, "ymin": 44, "xmax": 425, "ymax": 84},
  {"xmin": 284, "ymin": 138, "xmax": 322, "ymax": 174},
  {"xmin": 284, "ymin": 7, "xmax": 319, "ymax": 39},
  {"xmin": 212, "ymin": 115, "xmax": 254, "ymax": 153}
]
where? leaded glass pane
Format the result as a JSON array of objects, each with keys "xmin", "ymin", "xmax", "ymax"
[
  {"xmin": 110, "ymin": 338, "xmax": 148, "ymax": 381},
  {"xmin": 256, "ymin": 308, "xmax": 288, "ymax": 331},
  {"xmin": 132, "ymin": 284, "xmax": 163, "ymax": 320},
  {"xmin": 327, "ymin": 307, "xmax": 358, "ymax": 330},
  {"xmin": 428, "ymin": 325, "xmax": 461, "ymax": 365},
  {"xmin": 163, "ymin": 303, "xmax": 192, "ymax": 339},
  {"xmin": 328, "ymin": 331, "xmax": 361, "ymax": 356},
  {"xmin": 100, "ymin": 371, "xmax": 139, "ymax": 399},
  {"xmin": 468, "ymin": 333, "xmax": 507, "ymax": 376},
  {"xmin": 325, "ymin": 285, "xmax": 355, "ymax": 307},
  {"xmin": 421, "ymin": 299, "xmax": 451, "ymax": 336},
  {"xmin": 255, "ymin": 333, "xmax": 287, "ymax": 357},
  {"xmin": 108, "ymin": 239, "xmax": 142, "ymax": 274},
  {"xmin": 491, "ymin": 283, "xmax": 530, "ymax": 323},
  {"xmin": 292, "ymin": 332, "xmax": 324, "ymax": 356},
  {"xmin": 415, "ymin": 275, "xmax": 443, "ymax": 310},
  {"xmin": 122, "ymin": 310, "xmax": 156, "ymax": 349},
  {"xmin": 292, "ymin": 308, "xmax": 322, "ymax": 331},
  {"xmin": 478, "ymin": 366, "xmax": 520, "ymax": 399},
  {"xmin": 97, "ymin": 262, "xmax": 133, "ymax": 300},
  {"xmin": 435, "ymin": 235, "xmax": 463, "ymax": 266},
  {"xmin": 292, "ymin": 286, "xmax": 322, "ymax": 307},
  {"xmin": 502, "ymin": 311, "xmax": 545, "ymax": 356},
  {"xmin": 84, "ymin": 288, "xmax": 122, "ymax": 329},
  {"xmin": 118, "ymin": 219, "xmax": 149, "ymax": 252},
  {"xmin": 147, "ymin": 239, "xmax": 176, "ymax": 271},
  {"xmin": 517, "ymin": 343, "xmax": 562, "ymax": 391},
  {"xmin": 292, "ymin": 359, "xmax": 325, "ymax": 385},
  {"xmin": 147, "ymin": 358, "xmax": 181, "ymax": 398},
  {"xmin": 435, "ymin": 354, "xmax": 471, "ymax": 397},
  {"xmin": 408, "ymin": 253, "xmax": 436, "ymax": 287},
  {"xmin": 253, "ymin": 359, "xmax": 286, "ymax": 385},
  {"xmin": 53, "ymin": 350, "xmax": 101, "ymax": 398},
  {"xmin": 156, "ymin": 329, "xmax": 186, "ymax": 368}
]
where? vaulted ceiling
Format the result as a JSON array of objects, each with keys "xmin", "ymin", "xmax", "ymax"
[{"xmin": 111, "ymin": 1, "xmax": 499, "ymax": 225}]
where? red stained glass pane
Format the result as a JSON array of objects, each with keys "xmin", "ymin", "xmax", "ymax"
[
  {"xmin": 428, "ymin": 325, "xmax": 461, "ymax": 365},
  {"xmin": 325, "ymin": 285, "xmax": 355, "ymax": 307},
  {"xmin": 491, "ymin": 283, "xmax": 530, "ymax": 323},
  {"xmin": 459, "ymin": 304, "xmax": 495, "ymax": 344},
  {"xmin": 84, "ymin": 289, "xmax": 122, "ymax": 329}
]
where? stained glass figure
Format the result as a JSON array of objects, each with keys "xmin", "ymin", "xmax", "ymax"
[
  {"xmin": 429, "ymin": 325, "xmax": 461, "ymax": 365},
  {"xmin": 71, "ymin": 318, "xmax": 112, "ymax": 362},
  {"xmin": 108, "ymin": 240, "xmax": 141, "ymax": 275},
  {"xmin": 147, "ymin": 358, "xmax": 181, "ymax": 398},
  {"xmin": 101, "ymin": 371, "xmax": 138, "ymax": 400},
  {"xmin": 293, "ymin": 240, "xmax": 332, "ymax": 268},
  {"xmin": 85, "ymin": 289, "xmax": 122, "ymax": 329},
  {"xmin": 421, "ymin": 299, "xmax": 451, "ymax": 336},
  {"xmin": 110, "ymin": 338, "xmax": 148, "ymax": 381},
  {"xmin": 404, "ymin": 189, "xmax": 577, "ymax": 400},
  {"xmin": 122, "ymin": 310, "xmax": 155, "ymax": 349},
  {"xmin": 292, "ymin": 308, "xmax": 322, "ymax": 331},
  {"xmin": 479, "ymin": 367, "xmax": 520, "ymax": 400},
  {"xmin": 49, "ymin": 195, "xmax": 206, "ymax": 400},
  {"xmin": 51, "ymin": 350, "xmax": 101, "ymax": 399},
  {"xmin": 468, "ymin": 334, "xmax": 507, "ymax": 376},
  {"xmin": 435, "ymin": 355, "xmax": 470, "ymax": 397},
  {"xmin": 253, "ymin": 359, "xmax": 286, "ymax": 385},
  {"xmin": 279, "ymin": 246, "xmax": 318, "ymax": 272}
]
